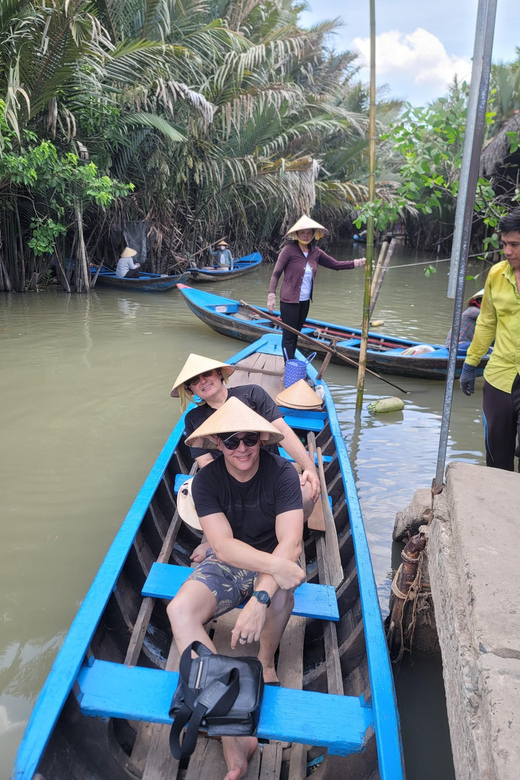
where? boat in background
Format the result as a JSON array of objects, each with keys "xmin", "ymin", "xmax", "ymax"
[
  {"xmin": 13, "ymin": 334, "xmax": 404, "ymax": 780},
  {"xmin": 188, "ymin": 251, "xmax": 262, "ymax": 282},
  {"xmin": 176, "ymin": 284, "xmax": 490, "ymax": 380},
  {"xmin": 93, "ymin": 267, "xmax": 190, "ymax": 291}
]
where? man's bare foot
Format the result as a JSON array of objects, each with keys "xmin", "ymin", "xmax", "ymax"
[
  {"xmin": 262, "ymin": 665, "xmax": 279, "ymax": 685},
  {"xmin": 222, "ymin": 735, "xmax": 257, "ymax": 780}
]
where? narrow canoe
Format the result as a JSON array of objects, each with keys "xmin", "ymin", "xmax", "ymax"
[
  {"xmin": 188, "ymin": 252, "xmax": 262, "ymax": 282},
  {"xmin": 177, "ymin": 284, "xmax": 490, "ymax": 380},
  {"xmin": 13, "ymin": 334, "xmax": 404, "ymax": 780},
  {"xmin": 93, "ymin": 268, "xmax": 191, "ymax": 291}
]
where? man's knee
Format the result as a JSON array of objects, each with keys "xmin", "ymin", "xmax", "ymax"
[
  {"xmin": 166, "ymin": 582, "xmax": 216, "ymax": 629},
  {"xmin": 269, "ymin": 587, "xmax": 294, "ymax": 614}
]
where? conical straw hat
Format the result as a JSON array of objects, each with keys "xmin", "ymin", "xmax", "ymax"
[
  {"xmin": 466, "ymin": 288, "xmax": 484, "ymax": 308},
  {"xmin": 177, "ymin": 477, "xmax": 202, "ymax": 531},
  {"xmin": 185, "ymin": 396, "xmax": 283, "ymax": 450},
  {"xmin": 121, "ymin": 246, "xmax": 137, "ymax": 257},
  {"xmin": 170, "ymin": 354, "xmax": 235, "ymax": 412},
  {"xmin": 285, "ymin": 215, "xmax": 328, "ymax": 241},
  {"xmin": 275, "ymin": 379, "xmax": 323, "ymax": 410},
  {"xmin": 216, "ymin": 239, "xmax": 229, "ymax": 246}
]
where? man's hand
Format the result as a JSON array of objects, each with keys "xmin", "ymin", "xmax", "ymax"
[
  {"xmin": 459, "ymin": 363, "xmax": 477, "ymax": 396},
  {"xmin": 190, "ymin": 541, "xmax": 210, "ymax": 563},
  {"xmin": 267, "ymin": 292, "xmax": 276, "ymax": 314},
  {"xmin": 231, "ymin": 599, "xmax": 268, "ymax": 648},
  {"xmin": 271, "ymin": 558, "xmax": 305, "ymax": 591},
  {"xmin": 300, "ymin": 468, "xmax": 320, "ymax": 502}
]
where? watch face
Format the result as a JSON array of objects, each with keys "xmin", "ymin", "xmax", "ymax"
[{"xmin": 254, "ymin": 590, "xmax": 270, "ymax": 605}]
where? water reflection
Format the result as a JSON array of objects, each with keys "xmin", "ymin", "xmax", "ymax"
[{"xmin": 0, "ymin": 243, "xmax": 487, "ymax": 778}]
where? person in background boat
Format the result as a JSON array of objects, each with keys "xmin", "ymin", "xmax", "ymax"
[
  {"xmin": 459, "ymin": 208, "xmax": 520, "ymax": 471},
  {"xmin": 115, "ymin": 246, "xmax": 141, "ymax": 278},
  {"xmin": 209, "ymin": 239, "xmax": 234, "ymax": 271},
  {"xmin": 445, "ymin": 290, "xmax": 484, "ymax": 351},
  {"xmin": 167, "ymin": 398, "xmax": 305, "ymax": 780},
  {"xmin": 171, "ymin": 354, "xmax": 320, "ymax": 556},
  {"xmin": 267, "ymin": 215, "xmax": 366, "ymax": 361}
]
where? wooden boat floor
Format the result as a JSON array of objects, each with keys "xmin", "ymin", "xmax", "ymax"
[{"xmin": 228, "ymin": 352, "xmax": 284, "ymax": 400}]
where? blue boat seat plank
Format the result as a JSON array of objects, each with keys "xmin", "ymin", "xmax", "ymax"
[
  {"xmin": 281, "ymin": 413, "xmax": 324, "ymax": 432},
  {"xmin": 278, "ymin": 448, "xmax": 332, "ymax": 464},
  {"xmin": 142, "ymin": 563, "xmax": 339, "ymax": 621},
  {"xmin": 336, "ymin": 339, "xmax": 361, "ymax": 347},
  {"xmin": 77, "ymin": 660, "xmax": 373, "ymax": 756},
  {"xmin": 174, "ymin": 473, "xmax": 194, "ymax": 494}
]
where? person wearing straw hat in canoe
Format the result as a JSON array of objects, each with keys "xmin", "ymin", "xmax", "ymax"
[
  {"xmin": 167, "ymin": 397, "xmax": 305, "ymax": 779},
  {"xmin": 115, "ymin": 246, "xmax": 141, "ymax": 278},
  {"xmin": 209, "ymin": 239, "xmax": 234, "ymax": 271},
  {"xmin": 445, "ymin": 289, "xmax": 484, "ymax": 351},
  {"xmin": 267, "ymin": 215, "xmax": 366, "ymax": 361},
  {"xmin": 171, "ymin": 354, "xmax": 320, "ymax": 541}
]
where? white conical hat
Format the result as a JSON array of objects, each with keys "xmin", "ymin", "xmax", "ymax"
[
  {"xmin": 177, "ymin": 477, "xmax": 202, "ymax": 531},
  {"xmin": 170, "ymin": 354, "xmax": 235, "ymax": 412},
  {"xmin": 285, "ymin": 215, "xmax": 328, "ymax": 241},
  {"xmin": 275, "ymin": 379, "xmax": 323, "ymax": 410},
  {"xmin": 121, "ymin": 246, "xmax": 137, "ymax": 257},
  {"xmin": 185, "ymin": 396, "xmax": 283, "ymax": 450}
]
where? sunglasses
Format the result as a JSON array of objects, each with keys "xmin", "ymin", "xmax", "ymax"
[
  {"xmin": 220, "ymin": 431, "xmax": 261, "ymax": 450},
  {"xmin": 187, "ymin": 369, "xmax": 215, "ymax": 387}
]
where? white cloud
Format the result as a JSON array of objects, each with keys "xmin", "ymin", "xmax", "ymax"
[{"xmin": 353, "ymin": 28, "xmax": 472, "ymax": 95}]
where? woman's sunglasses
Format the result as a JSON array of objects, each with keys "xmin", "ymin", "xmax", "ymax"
[
  {"xmin": 220, "ymin": 432, "xmax": 261, "ymax": 450},
  {"xmin": 186, "ymin": 369, "xmax": 215, "ymax": 388}
]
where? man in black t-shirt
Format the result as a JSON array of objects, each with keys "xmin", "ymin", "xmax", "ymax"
[{"xmin": 167, "ymin": 397, "xmax": 305, "ymax": 780}]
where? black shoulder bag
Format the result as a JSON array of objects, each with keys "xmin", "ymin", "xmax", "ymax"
[{"xmin": 169, "ymin": 641, "xmax": 264, "ymax": 760}]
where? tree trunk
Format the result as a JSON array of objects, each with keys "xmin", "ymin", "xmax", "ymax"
[{"xmin": 75, "ymin": 205, "xmax": 90, "ymax": 293}]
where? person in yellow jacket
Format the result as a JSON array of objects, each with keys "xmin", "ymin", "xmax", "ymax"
[{"xmin": 459, "ymin": 208, "xmax": 520, "ymax": 470}]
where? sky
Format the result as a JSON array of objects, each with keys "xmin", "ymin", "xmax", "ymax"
[{"xmin": 300, "ymin": 0, "xmax": 520, "ymax": 105}]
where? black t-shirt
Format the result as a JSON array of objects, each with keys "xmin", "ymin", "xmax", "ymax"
[
  {"xmin": 184, "ymin": 384, "xmax": 283, "ymax": 460},
  {"xmin": 191, "ymin": 449, "xmax": 302, "ymax": 553}
]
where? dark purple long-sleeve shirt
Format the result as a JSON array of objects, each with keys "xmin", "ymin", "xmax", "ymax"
[{"xmin": 268, "ymin": 243, "xmax": 355, "ymax": 303}]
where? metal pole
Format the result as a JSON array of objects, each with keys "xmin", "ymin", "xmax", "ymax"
[
  {"xmin": 434, "ymin": 0, "xmax": 497, "ymax": 488},
  {"xmin": 355, "ymin": 0, "xmax": 376, "ymax": 409}
]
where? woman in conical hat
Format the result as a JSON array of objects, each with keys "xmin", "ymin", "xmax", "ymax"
[
  {"xmin": 170, "ymin": 353, "xmax": 235, "ymax": 413},
  {"xmin": 208, "ymin": 237, "xmax": 233, "ymax": 271},
  {"xmin": 115, "ymin": 246, "xmax": 141, "ymax": 279},
  {"xmin": 444, "ymin": 288, "xmax": 485, "ymax": 349},
  {"xmin": 267, "ymin": 214, "xmax": 366, "ymax": 361}
]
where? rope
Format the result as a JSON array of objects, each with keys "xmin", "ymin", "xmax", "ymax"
[{"xmin": 388, "ymin": 552, "xmax": 433, "ymax": 662}]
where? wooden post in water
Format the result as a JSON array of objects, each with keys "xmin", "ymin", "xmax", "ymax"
[{"xmin": 355, "ymin": 0, "xmax": 376, "ymax": 410}]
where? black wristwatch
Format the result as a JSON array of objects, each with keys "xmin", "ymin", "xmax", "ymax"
[{"xmin": 252, "ymin": 590, "xmax": 271, "ymax": 607}]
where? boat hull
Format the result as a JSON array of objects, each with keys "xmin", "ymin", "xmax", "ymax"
[
  {"xmin": 177, "ymin": 284, "xmax": 489, "ymax": 380},
  {"xmin": 188, "ymin": 252, "xmax": 262, "ymax": 282},
  {"xmin": 93, "ymin": 270, "xmax": 190, "ymax": 291}
]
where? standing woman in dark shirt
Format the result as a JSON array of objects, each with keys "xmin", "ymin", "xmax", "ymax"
[{"xmin": 267, "ymin": 215, "xmax": 366, "ymax": 361}]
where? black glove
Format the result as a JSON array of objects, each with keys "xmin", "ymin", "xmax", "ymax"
[{"xmin": 459, "ymin": 363, "xmax": 477, "ymax": 396}]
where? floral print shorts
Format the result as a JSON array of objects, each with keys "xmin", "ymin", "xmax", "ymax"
[{"xmin": 187, "ymin": 548, "xmax": 257, "ymax": 618}]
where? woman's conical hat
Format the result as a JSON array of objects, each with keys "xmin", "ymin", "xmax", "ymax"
[
  {"xmin": 466, "ymin": 288, "xmax": 484, "ymax": 308},
  {"xmin": 185, "ymin": 396, "xmax": 283, "ymax": 450},
  {"xmin": 177, "ymin": 477, "xmax": 203, "ymax": 531},
  {"xmin": 121, "ymin": 246, "xmax": 137, "ymax": 258},
  {"xmin": 285, "ymin": 215, "xmax": 328, "ymax": 241},
  {"xmin": 170, "ymin": 354, "xmax": 235, "ymax": 412},
  {"xmin": 216, "ymin": 239, "xmax": 229, "ymax": 246},
  {"xmin": 275, "ymin": 379, "xmax": 323, "ymax": 410}
]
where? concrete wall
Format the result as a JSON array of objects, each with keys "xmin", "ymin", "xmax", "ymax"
[{"xmin": 429, "ymin": 462, "xmax": 520, "ymax": 780}]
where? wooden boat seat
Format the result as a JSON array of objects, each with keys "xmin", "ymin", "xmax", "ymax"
[
  {"xmin": 279, "ymin": 410, "xmax": 325, "ymax": 432},
  {"xmin": 142, "ymin": 563, "xmax": 340, "ymax": 621},
  {"xmin": 335, "ymin": 338, "xmax": 361, "ymax": 347},
  {"xmin": 76, "ymin": 659, "xmax": 373, "ymax": 756},
  {"xmin": 278, "ymin": 447, "xmax": 332, "ymax": 464}
]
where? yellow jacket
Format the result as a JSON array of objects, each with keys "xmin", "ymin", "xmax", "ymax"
[{"xmin": 466, "ymin": 260, "xmax": 520, "ymax": 392}]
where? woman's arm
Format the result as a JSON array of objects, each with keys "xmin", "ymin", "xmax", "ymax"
[{"xmin": 268, "ymin": 246, "xmax": 292, "ymax": 293}]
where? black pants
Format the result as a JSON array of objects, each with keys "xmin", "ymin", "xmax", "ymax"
[
  {"xmin": 482, "ymin": 375, "xmax": 520, "ymax": 471},
  {"xmin": 280, "ymin": 300, "xmax": 310, "ymax": 361},
  {"xmin": 125, "ymin": 268, "xmax": 140, "ymax": 278}
]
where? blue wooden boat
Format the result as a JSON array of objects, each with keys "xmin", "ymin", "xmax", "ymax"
[
  {"xmin": 188, "ymin": 251, "xmax": 262, "ymax": 282},
  {"xmin": 93, "ymin": 267, "xmax": 190, "ymax": 291},
  {"xmin": 12, "ymin": 334, "xmax": 404, "ymax": 780},
  {"xmin": 177, "ymin": 284, "xmax": 490, "ymax": 380}
]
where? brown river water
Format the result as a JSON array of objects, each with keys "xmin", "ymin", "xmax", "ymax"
[{"xmin": 1, "ymin": 243, "xmax": 489, "ymax": 778}]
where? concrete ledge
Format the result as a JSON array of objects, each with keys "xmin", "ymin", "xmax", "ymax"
[{"xmin": 429, "ymin": 462, "xmax": 520, "ymax": 780}]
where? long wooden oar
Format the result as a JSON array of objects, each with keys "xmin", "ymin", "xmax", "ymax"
[{"xmin": 240, "ymin": 300, "xmax": 410, "ymax": 394}]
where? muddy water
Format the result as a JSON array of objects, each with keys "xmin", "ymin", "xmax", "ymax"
[{"xmin": 1, "ymin": 244, "xmax": 488, "ymax": 778}]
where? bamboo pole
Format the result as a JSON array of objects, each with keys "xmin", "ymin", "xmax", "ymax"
[
  {"xmin": 356, "ymin": 0, "xmax": 376, "ymax": 409},
  {"xmin": 370, "ymin": 237, "xmax": 397, "ymax": 318}
]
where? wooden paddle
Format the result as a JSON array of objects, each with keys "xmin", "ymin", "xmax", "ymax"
[{"xmin": 240, "ymin": 300, "xmax": 410, "ymax": 394}]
